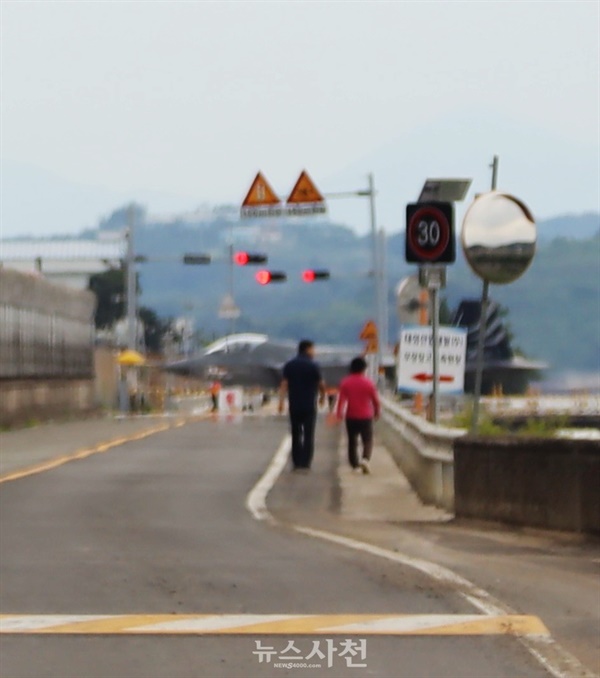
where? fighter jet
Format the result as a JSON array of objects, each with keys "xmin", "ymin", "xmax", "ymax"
[{"xmin": 164, "ymin": 333, "xmax": 368, "ymax": 389}]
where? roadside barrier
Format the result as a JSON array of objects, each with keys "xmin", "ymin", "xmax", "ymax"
[
  {"xmin": 379, "ymin": 393, "xmax": 600, "ymax": 533},
  {"xmin": 379, "ymin": 395, "xmax": 464, "ymax": 512}
]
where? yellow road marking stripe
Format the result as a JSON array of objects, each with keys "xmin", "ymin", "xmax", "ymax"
[
  {"xmin": 0, "ymin": 423, "xmax": 172, "ymax": 484},
  {"xmin": 0, "ymin": 411, "xmax": 243, "ymax": 485},
  {"xmin": 0, "ymin": 614, "xmax": 550, "ymax": 636}
]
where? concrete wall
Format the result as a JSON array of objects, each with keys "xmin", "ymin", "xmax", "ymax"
[
  {"xmin": 454, "ymin": 437, "xmax": 600, "ymax": 535},
  {"xmin": 0, "ymin": 379, "xmax": 95, "ymax": 427},
  {"xmin": 0, "ymin": 268, "xmax": 96, "ymax": 426},
  {"xmin": 94, "ymin": 346, "xmax": 119, "ymax": 410}
]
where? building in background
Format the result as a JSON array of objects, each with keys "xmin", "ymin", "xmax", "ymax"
[{"xmin": 0, "ymin": 233, "xmax": 125, "ymax": 290}]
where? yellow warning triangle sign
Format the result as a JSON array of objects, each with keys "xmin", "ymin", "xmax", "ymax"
[
  {"xmin": 286, "ymin": 170, "xmax": 325, "ymax": 204},
  {"xmin": 359, "ymin": 320, "xmax": 378, "ymax": 340},
  {"xmin": 241, "ymin": 172, "xmax": 281, "ymax": 207}
]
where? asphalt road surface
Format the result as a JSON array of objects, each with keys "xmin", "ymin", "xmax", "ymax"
[{"xmin": 0, "ymin": 415, "xmax": 594, "ymax": 677}]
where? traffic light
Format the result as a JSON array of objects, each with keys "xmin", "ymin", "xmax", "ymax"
[
  {"xmin": 255, "ymin": 270, "xmax": 287, "ymax": 285},
  {"xmin": 301, "ymin": 269, "xmax": 330, "ymax": 283},
  {"xmin": 233, "ymin": 251, "xmax": 268, "ymax": 265},
  {"xmin": 405, "ymin": 202, "xmax": 455, "ymax": 264},
  {"xmin": 183, "ymin": 254, "xmax": 211, "ymax": 265}
]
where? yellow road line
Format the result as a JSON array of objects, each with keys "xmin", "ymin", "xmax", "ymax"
[
  {"xmin": 0, "ymin": 614, "xmax": 550, "ymax": 636},
  {"xmin": 0, "ymin": 422, "xmax": 179, "ymax": 484}
]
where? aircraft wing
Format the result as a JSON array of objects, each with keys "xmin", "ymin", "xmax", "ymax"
[
  {"xmin": 164, "ymin": 351, "xmax": 283, "ymax": 389},
  {"xmin": 163, "ymin": 333, "xmax": 386, "ymax": 389}
]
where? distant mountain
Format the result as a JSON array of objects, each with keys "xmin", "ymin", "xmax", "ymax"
[
  {"xmin": 2, "ymin": 202, "xmax": 598, "ymax": 376},
  {"xmin": 535, "ymin": 213, "xmax": 599, "ymax": 241},
  {"xmin": 123, "ymin": 214, "xmax": 598, "ymax": 375}
]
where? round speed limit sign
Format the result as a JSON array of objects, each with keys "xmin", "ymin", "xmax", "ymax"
[{"xmin": 405, "ymin": 202, "xmax": 455, "ymax": 264}]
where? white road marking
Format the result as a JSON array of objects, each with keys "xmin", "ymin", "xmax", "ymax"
[
  {"xmin": 320, "ymin": 615, "xmax": 484, "ymax": 633},
  {"xmin": 245, "ymin": 434, "xmax": 290, "ymax": 523},
  {"xmin": 127, "ymin": 614, "xmax": 292, "ymax": 633},
  {"xmin": 0, "ymin": 613, "xmax": 549, "ymax": 636},
  {"xmin": 0, "ymin": 615, "xmax": 112, "ymax": 631}
]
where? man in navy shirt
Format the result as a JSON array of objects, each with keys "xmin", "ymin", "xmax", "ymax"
[{"xmin": 279, "ymin": 339, "xmax": 326, "ymax": 471}]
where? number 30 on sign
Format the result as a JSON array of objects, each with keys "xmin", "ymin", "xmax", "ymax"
[{"xmin": 405, "ymin": 202, "xmax": 455, "ymax": 264}]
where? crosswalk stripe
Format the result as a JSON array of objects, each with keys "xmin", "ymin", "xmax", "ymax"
[{"xmin": 0, "ymin": 614, "xmax": 549, "ymax": 636}]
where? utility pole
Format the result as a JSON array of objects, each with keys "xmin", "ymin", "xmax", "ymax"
[
  {"xmin": 378, "ymin": 227, "xmax": 389, "ymax": 377},
  {"xmin": 367, "ymin": 174, "xmax": 385, "ymax": 375},
  {"xmin": 329, "ymin": 175, "xmax": 387, "ymax": 376},
  {"xmin": 126, "ymin": 205, "xmax": 137, "ymax": 350}
]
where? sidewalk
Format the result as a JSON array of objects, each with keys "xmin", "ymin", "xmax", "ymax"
[{"xmin": 337, "ymin": 439, "xmax": 451, "ymax": 524}]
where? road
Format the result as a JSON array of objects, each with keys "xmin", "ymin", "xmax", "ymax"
[{"xmin": 0, "ymin": 414, "xmax": 598, "ymax": 677}]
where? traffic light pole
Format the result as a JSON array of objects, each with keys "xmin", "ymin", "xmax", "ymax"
[
  {"xmin": 378, "ymin": 227, "xmax": 389, "ymax": 368},
  {"xmin": 325, "ymin": 174, "xmax": 387, "ymax": 378},
  {"xmin": 226, "ymin": 222, "xmax": 237, "ymax": 337},
  {"xmin": 368, "ymin": 174, "xmax": 385, "ymax": 377}
]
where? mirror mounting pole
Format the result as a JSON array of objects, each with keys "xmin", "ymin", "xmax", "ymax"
[
  {"xmin": 471, "ymin": 278, "xmax": 490, "ymax": 433},
  {"xmin": 471, "ymin": 156, "xmax": 498, "ymax": 433}
]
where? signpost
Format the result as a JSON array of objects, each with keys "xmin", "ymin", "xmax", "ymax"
[
  {"xmin": 359, "ymin": 320, "xmax": 379, "ymax": 355},
  {"xmin": 403, "ymin": 178, "xmax": 472, "ymax": 422},
  {"xmin": 285, "ymin": 170, "xmax": 326, "ymax": 215},
  {"xmin": 218, "ymin": 293, "xmax": 241, "ymax": 320},
  {"xmin": 359, "ymin": 320, "xmax": 379, "ymax": 382},
  {"xmin": 240, "ymin": 170, "xmax": 326, "ymax": 219},
  {"xmin": 240, "ymin": 172, "xmax": 283, "ymax": 218},
  {"xmin": 405, "ymin": 200, "xmax": 454, "ymax": 421},
  {"xmin": 397, "ymin": 326, "xmax": 467, "ymax": 395}
]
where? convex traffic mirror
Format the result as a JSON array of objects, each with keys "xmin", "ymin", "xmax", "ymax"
[{"xmin": 461, "ymin": 191, "xmax": 536, "ymax": 284}]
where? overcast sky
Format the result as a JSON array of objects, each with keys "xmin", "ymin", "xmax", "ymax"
[{"xmin": 1, "ymin": 0, "xmax": 598, "ymax": 236}]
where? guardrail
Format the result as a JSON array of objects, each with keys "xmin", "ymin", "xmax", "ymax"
[
  {"xmin": 379, "ymin": 395, "xmax": 465, "ymax": 512},
  {"xmin": 482, "ymin": 394, "xmax": 600, "ymax": 425}
]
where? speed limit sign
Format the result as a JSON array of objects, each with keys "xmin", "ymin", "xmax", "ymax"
[{"xmin": 405, "ymin": 202, "xmax": 455, "ymax": 264}]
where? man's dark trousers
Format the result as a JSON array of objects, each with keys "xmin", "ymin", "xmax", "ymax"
[{"xmin": 289, "ymin": 408, "xmax": 317, "ymax": 469}]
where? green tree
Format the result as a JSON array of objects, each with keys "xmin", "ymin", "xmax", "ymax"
[
  {"xmin": 138, "ymin": 307, "xmax": 169, "ymax": 353},
  {"xmin": 89, "ymin": 269, "xmax": 170, "ymax": 352},
  {"xmin": 88, "ymin": 268, "xmax": 126, "ymax": 329}
]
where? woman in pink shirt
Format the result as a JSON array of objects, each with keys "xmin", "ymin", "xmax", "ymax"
[{"xmin": 336, "ymin": 356, "xmax": 380, "ymax": 474}]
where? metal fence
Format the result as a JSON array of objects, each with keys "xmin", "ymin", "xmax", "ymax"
[{"xmin": 0, "ymin": 268, "xmax": 95, "ymax": 380}]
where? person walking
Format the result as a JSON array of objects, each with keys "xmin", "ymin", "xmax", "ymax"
[
  {"xmin": 336, "ymin": 356, "xmax": 380, "ymax": 474},
  {"xmin": 209, "ymin": 380, "xmax": 221, "ymax": 412},
  {"xmin": 279, "ymin": 339, "xmax": 326, "ymax": 471}
]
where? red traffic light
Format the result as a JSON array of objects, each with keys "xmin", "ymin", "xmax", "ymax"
[
  {"xmin": 301, "ymin": 269, "xmax": 330, "ymax": 283},
  {"xmin": 233, "ymin": 251, "xmax": 268, "ymax": 265},
  {"xmin": 255, "ymin": 270, "xmax": 287, "ymax": 285}
]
